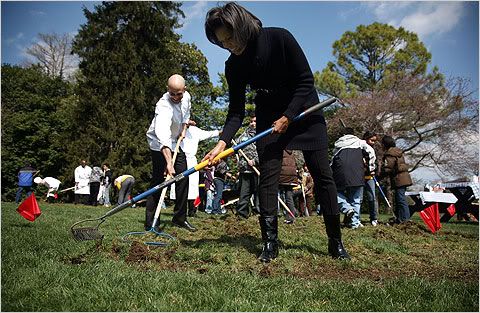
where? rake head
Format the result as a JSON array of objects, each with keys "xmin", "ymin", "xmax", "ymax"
[
  {"xmin": 122, "ymin": 228, "xmax": 175, "ymax": 246},
  {"xmin": 71, "ymin": 218, "xmax": 106, "ymax": 241},
  {"xmin": 71, "ymin": 227, "xmax": 105, "ymax": 241}
]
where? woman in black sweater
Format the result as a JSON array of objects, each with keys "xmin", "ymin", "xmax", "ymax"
[{"xmin": 203, "ymin": 2, "xmax": 349, "ymax": 262}]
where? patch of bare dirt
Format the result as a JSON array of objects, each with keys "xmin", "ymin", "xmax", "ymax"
[
  {"xmin": 116, "ymin": 240, "xmax": 477, "ymax": 282},
  {"xmin": 224, "ymin": 215, "xmax": 254, "ymax": 237},
  {"xmin": 68, "ymin": 255, "xmax": 87, "ymax": 265},
  {"xmin": 125, "ymin": 241, "xmax": 150, "ymax": 263},
  {"xmin": 106, "ymin": 217, "xmax": 478, "ymax": 283},
  {"xmin": 392, "ymin": 221, "xmax": 429, "ymax": 236},
  {"xmin": 259, "ymin": 265, "xmax": 273, "ymax": 277}
]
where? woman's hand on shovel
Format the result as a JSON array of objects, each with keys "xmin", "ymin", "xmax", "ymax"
[
  {"xmin": 272, "ymin": 115, "xmax": 290, "ymax": 134},
  {"xmin": 202, "ymin": 140, "xmax": 227, "ymax": 166}
]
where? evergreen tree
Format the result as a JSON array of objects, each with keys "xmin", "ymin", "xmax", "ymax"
[
  {"xmin": 1, "ymin": 65, "xmax": 72, "ymax": 200},
  {"xmin": 70, "ymin": 1, "xmax": 216, "ymax": 193}
]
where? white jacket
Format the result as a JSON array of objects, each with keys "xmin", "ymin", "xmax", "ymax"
[
  {"xmin": 146, "ymin": 91, "xmax": 191, "ymax": 151},
  {"xmin": 170, "ymin": 126, "xmax": 220, "ymax": 200},
  {"xmin": 74, "ymin": 165, "xmax": 92, "ymax": 195},
  {"xmin": 332, "ymin": 134, "xmax": 376, "ymax": 172}
]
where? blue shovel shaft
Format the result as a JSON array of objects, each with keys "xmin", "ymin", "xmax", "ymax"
[{"xmin": 102, "ymin": 97, "xmax": 337, "ymax": 219}]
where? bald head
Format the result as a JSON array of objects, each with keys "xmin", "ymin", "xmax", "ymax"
[
  {"xmin": 168, "ymin": 74, "xmax": 185, "ymax": 89},
  {"xmin": 167, "ymin": 74, "xmax": 186, "ymax": 103}
]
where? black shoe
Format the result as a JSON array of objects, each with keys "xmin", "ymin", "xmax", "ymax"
[
  {"xmin": 145, "ymin": 225, "xmax": 162, "ymax": 233},
  {"xmin": 172, "ymin": 220, "xmax": 197, "ymax": 232},
  {"xmin": 328, "ymin": 238, "xmax": 350, "ymax": 260},
  {"xmin": 258, "ymin": 242, "xmax": 279, "ymax": 263}
]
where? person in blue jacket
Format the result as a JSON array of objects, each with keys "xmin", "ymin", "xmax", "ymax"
[{"xmin": 15, "ymin": 163, "xmax": 37, "ymax": 204}]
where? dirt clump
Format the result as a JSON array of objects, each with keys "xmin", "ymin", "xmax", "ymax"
[
  {"xmin": 259, "ymin": 265, "xmax": 273, "ymax": 277},
  {"xmin": 125, "ymin": 241, "xmax": 150, "ymax": 263}
]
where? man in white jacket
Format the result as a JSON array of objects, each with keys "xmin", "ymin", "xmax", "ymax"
[
  {"xmin": 74, "ymin": 159, "xmax": 92, "ymax": 205},
  {"xmin": 34, "ymin": 176, "xmax": 61, "ymax": 202},
  {"xmin": 145, "ymin": 74, "xmax": 196, "ymax": 232},
  {"xmin": 331, "ymin": 128, "xmax": 376, "ymax": 229}
]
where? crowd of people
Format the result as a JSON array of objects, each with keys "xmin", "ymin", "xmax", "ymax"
[
  {"xmin": 15, "ymin": 159, "xmax": 133, "ymax": 208},
  {"xmin": 14, "ymin": 2, "xmax": 419, "ymax": 264},
  {"xmin": 71, "ymin": 160, "xmax": 135, "ymax": 207}
]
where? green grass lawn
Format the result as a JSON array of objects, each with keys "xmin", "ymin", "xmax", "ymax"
[{"xmin": 2, "ymin": 200, "xmax": 478, "ymax": 311}]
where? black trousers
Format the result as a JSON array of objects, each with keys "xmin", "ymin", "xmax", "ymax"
[
  {"xmin": 236, "ymin": 172, "xmax": 259, "ymax": 217},
  {"xmin": 145, "ymin": 149, "xmax": 188, "ymax": 227},
  {"xmin": 89, "ymin": 182, "xmax": 101, "ymax": 205},
  {"xmin": 258, "ymin": 146, "xmax": 339, "ymax": 216}
]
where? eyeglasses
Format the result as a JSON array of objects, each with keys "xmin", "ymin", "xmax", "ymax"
[{"xmin": 169, "ymin": 91, "xmax": 184, "ymax": 97}]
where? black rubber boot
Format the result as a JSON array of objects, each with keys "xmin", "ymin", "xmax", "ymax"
[
  {"xmin": 258, "ymin": 215, "xmax": 279, "ymax": 263},
  {"xmin": 324, "ymin": 214, "xmax": 350, "ymax": 260}
]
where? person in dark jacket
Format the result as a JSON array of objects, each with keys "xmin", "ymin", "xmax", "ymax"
[
  {"xmin": 279, "ymin": 150, "xmax": 298, "ymax": 224},
  {"xmin": 212, "ymin": 159, "xmax": 233, "ymax": 214},
  {"xmin": 331, "ymin": 128, "xmax": 376, "ymax": 229},
  {"xmin": 88, "ymin": 166, "xmax": 102, "ymax": 206},
  {"xmin": 15, "ymin": 164, "xmax": 37, "ymax": 204},
  {"xmin": 203, "ymin": 2, "xmax": 350, "ymax": 262},
  {"xmin": 380, "ymin": 135, "xmax": 413, "ymax": 224},
  {"xmin": 234, "ymin": 114, "xmax": 260, "ymax": 218}
]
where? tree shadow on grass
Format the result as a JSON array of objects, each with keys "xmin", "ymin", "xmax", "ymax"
[{"xmin": 281, "ymin": 242, "xmax": 327, "ymax": 257}]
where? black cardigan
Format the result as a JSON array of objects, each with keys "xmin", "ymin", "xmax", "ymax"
[{"xmin": 219, "ymin": 27, "xmax": 327, "ymax": 151}]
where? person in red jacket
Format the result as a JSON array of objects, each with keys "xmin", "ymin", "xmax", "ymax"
[{"xmin": 203, "ymin": 2, "xmax": 349, "ymax": 262}]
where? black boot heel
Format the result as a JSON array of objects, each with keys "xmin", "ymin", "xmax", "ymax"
[
  {"xmin": 258, "ymin": 215, "xmax": 279, "ymax": 262},
  {"xmin": 324, "ymin": 214, "xmax": 351, "ymax": 260}
]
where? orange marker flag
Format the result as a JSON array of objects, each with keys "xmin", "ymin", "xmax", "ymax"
[
  {"xmin": 193, "ymin": 196, "xmax": 201, "ymax": 208},
  {"xmin": 419, "ymin": 203, "xmax": 441, "ymax": 233},
  {"xmin": 17, "ymin": 193, "xmax": 42, "ymax": 222}
]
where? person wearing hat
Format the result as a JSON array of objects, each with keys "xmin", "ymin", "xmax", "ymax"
[{"xmin": 34, "ymin": 176, "xmax": 61, "ymax": 202}]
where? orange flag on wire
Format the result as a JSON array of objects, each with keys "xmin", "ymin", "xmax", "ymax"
[
  {"xmin": 193, "ymin": 196, "xmax": 201, "ymax": 208},
  {"xmin": 17, "ymin": 193, "xmax": 42, "ymax": 222},
  {"xmin": 419, "ymin": 203, "xmax": 441, "ymax": 233},
  {"xmin": 447, "ymin": 204, "xmax": 456, "ymax": 216}
]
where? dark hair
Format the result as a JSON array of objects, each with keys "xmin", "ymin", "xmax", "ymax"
[
  {"xmin": 362, "ymin": 131, "xmax": 377, "ymax": 141},
  {"xmin": 343, "ymin": 127, "xmax": 355, "ymax": 136},
  {"xmin": 103, "ymin": 162, "xmax": 110, "ymax": 168},
  {"xmin": 205, "ymin": 2, "xmax": 262, "ymax": 49},
  {"xmin": 382, "ymin": 135, "xmax": 396, "ymax": 149}
]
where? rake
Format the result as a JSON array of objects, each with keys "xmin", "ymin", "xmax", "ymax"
[{"xmin": 70, "ymin": 97, "xmax": 338, "ymax": 242}]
